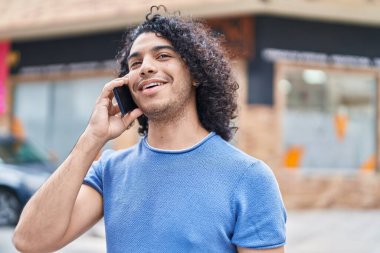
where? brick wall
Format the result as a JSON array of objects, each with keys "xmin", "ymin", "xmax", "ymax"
[{"xmin": 237, "ymin": 104, "xmax": 380, "ymax": 209}]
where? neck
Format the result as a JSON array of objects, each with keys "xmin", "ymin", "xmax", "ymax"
[{"xmin": 146, "ymin": 107, "xmax": 209, "ymax": 150}]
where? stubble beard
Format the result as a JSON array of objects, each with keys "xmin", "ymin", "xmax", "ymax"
[{"xmin": 143, "ymin": 89, "xmax": 195, "ymax": 126}]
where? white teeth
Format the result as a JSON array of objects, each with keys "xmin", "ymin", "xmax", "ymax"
[{"xmin": 143, "ymin": 82, "xmax": 163, "ymax": 90}]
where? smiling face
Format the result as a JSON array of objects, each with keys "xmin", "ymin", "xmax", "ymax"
[{"xmin": 127, "ymin": 32, "xmax": 196, "ymax": 122}]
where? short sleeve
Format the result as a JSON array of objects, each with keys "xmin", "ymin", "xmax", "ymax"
[
  {"xmin": 231, "ymin": 160, "xmax": 287, "ymax": 249},
  {"xmin": 83, "ymin": 149, "xmax": 114, "ymax": 196}
]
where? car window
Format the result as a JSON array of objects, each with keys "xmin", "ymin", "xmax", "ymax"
[{"xmin": 0, "ymin": 139, "xmax": 47, "ymax": 164}]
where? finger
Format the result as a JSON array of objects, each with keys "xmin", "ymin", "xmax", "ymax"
[
  {"xmin": 110, "ymin": 103, "xmax": 121, "ymax": 115},
  {"xmin": 122, "ymin": 108, "xmax": 143, "ymax": 127},
  {"xmin": 96, "ymin": 97, "xmax": 110, "ymax": 108},
  {"xmin": 126, "ymin": 120, "xmax": 135, "ymax": 130},
  {"xmin": 128, "ymin": 108, "xmax": 143, "ymax": 120},
  {"xmin": 107, "ymin": 78, "xmax": 127, "ymax": 101},
  {"xmin": 97, "ymin": 76, "xmax": 129, "ymax": 102}
]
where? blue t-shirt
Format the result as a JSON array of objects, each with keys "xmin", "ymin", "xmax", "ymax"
[{"xmin": 84, "ymin": 132, "xmax": 286, "ymax": 252}]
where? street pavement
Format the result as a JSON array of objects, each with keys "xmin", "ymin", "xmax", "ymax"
[
  {"xmin": 287, "ymin": 210, "xmax": 380, "ymax": 253},
  {"xmin": 1, "ymin": 210, "xmax": 380, "ymax": 253}
]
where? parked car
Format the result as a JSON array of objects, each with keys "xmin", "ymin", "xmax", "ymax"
[{"xmin": 0, "ymin": 136, "xmax": 55, "ymax": 226}]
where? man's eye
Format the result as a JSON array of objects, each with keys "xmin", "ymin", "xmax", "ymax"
[
  {"xmin": 158, "ymin": 54, "xmax": 171, "ymax": 59},
  {"xmin": 130, "ymin": 61, "xmax": 141, "ymax": 68}
]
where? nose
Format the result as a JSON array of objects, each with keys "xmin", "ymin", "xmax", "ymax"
[{"xmin": 139, "ymin": 57, "xmax": 157, "ymax": 77}]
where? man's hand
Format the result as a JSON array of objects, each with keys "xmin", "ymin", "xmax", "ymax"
[{"xmin": 85, "ymin": 76, "xmax": 143, "ymax": 143}]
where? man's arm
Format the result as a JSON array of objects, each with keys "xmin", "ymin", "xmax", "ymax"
[
  {"xmin": 238, "ymin": 246, "xmax": 285, "ymax": 253},
  {"xmin": 12, "ymin": 131, "xmax": 104, "ymax": 253},
  {"xmin": 12, "ymin": 77, "xmax": 142, "ymax": 253}
]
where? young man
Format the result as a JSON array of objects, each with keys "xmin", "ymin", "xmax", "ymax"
[{"xmin": 13, "ymin": 7, "xmax": 286, "ymax": 253}]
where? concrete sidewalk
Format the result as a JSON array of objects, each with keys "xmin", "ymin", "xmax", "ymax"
[
  {"xmin": 1, "ymin": 210, "xmax": 380, "ymax": 252},
  {"xmin": 286, "ymin": 210, "xmax": 380, "ymax": 253}
]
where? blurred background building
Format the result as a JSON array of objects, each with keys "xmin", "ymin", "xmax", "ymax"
[{"xmin": 1, "ymin": 0, "xmax": 380, "ymax": 209}]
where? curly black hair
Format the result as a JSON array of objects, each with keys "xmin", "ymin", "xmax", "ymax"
[{"xmin": 116, "ymin": 5, "xmax": 239, "ymax": 141}]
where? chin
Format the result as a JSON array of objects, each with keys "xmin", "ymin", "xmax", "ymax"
[{"xmin": 141, "ymin": 103, "xmax": 170, "ymax": 118}]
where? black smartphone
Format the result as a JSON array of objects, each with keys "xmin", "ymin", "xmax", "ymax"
[{"xmin": 113, "ymin": 85, "xmax": 138, "ymax": 116}]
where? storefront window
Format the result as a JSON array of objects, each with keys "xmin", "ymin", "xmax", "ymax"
[
  {"xmin": 13, "ymin": 77, "xmax": 112, "ymax": 163},
  {"xmin": 281, "ymin": 67, "xmax": 377, "ymax": 172}
]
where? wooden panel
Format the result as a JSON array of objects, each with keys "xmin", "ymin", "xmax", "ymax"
[{"xmin": 207, "ymin": 16, "xmax": 254, "ymax": 59}]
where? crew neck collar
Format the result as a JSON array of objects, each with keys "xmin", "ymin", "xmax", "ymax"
[{"xmin": 143, "ymin": 132, "xmax": 216, "ymax": 154}]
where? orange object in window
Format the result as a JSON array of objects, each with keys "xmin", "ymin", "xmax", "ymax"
[
  {"xmin": 360, "ymin": 154, "xmax": 375, "ymax": 172},
  {"xmin": 284, "ymin": 145, "xmax": 304, "ymax": 169},
  {"xmin": 334, "ymin": 111, "xmax": 348, "ymax": 141},
  {"xmin": 11, "ymin": 117, "xmax": 26, "ymax": 140}
]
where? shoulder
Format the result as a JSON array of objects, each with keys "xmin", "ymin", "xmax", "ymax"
[
  {"xmin": 241, "ymin": 160, "xmax": 277, "ymax": 186},
  {"xmin": 199, "ymin": 134, "xmax": 279, "ymax": 188},
  {"xmin": 207, "ymin": 136, "xmax": 280, "ymax": 190},
  {"xmin": 232, "ymin": 159, "xmax": 284, "ymax": 217},
  {"xmin": 206, "ymin": 134, "xmax": 261, "ymax": 170}
]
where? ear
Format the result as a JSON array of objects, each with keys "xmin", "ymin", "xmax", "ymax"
[{"xmin": 192, "ymin": 80, "xmax": 200, "ymax": 87}]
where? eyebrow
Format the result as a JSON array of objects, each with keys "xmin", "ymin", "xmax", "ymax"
[{"xmin": 127, "ymin": 45, "xmax": 176, "ymax": 61}]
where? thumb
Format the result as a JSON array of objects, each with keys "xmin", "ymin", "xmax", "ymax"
[{"xmin": 122, "ymin": 108, "xmax": 143, "ymax": 127}]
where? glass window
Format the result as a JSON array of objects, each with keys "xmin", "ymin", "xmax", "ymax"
[
  {"xmin": 281, "ymin": 67, "xmax": 377, "ymax": 172},
  {"xmin": 13, "ymin": 77, "xmax": 112, "ymax": 163}
]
